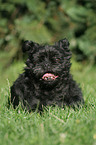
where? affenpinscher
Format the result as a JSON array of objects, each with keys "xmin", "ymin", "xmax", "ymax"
[{"xmin": 10, "ymin": 38, "xmax": 84, "ymax": 111}]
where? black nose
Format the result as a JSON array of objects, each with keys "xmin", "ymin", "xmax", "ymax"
[
  {"xmin": 43, "ymin": 62, "xmax": 51, "ymax": 71},
  {"xmin": 45, "ymin": 64, "xmax": 51, "ymax": 70}
]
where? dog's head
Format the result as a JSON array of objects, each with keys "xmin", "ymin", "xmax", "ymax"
[{"xmin": 22, "ymin": 39, "xmax": 72, "ymax": 87}]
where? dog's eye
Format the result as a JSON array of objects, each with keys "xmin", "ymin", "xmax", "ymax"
[
  {"xmin": 55, "ymin": 58, "xmax": 60, "ymax": 63},
  {"xmin": 39, "ymin": 55, "xmax": 45, "ymax": 62},
  {"xmin": 33, "ymin": 61, "xmax": 36, "ymax": 65},
  {"xmin": 51, "ymin": 57, "xmax": 60, "ymax": 63}
]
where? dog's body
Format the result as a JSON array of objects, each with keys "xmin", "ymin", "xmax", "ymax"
[{"xmin": 11, "ymin": 39, "xmax": 84, "ymax": 111}]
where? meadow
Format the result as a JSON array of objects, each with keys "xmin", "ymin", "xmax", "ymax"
[{"xmin": 0, "ymin": 53, "xmax": 96, "ymax": 145}]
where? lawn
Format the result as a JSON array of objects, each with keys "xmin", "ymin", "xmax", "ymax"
[{"xmin": 0, "ymin": 56, "xmax": 96, "ymax": 145}]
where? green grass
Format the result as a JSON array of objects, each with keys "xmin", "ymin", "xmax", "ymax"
[{"xmin": 0, "ymin": 58, "xmax": 96, "ymax": 145}]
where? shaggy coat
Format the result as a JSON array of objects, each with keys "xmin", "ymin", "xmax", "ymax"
[{"xmin": 11, "ymin": 38, "xmax": 84, "ymax": 111}]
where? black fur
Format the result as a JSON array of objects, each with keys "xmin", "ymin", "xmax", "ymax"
[{"xmin": 10, "ymin": 38, "xmax": 84, "ymax": 111}]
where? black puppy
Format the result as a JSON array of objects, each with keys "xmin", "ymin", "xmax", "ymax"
[{"xmin": 10, "ymin": 38, "xmax": 84, "ymax": 111}]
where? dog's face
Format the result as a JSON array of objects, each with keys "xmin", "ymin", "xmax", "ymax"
[{"xmin": 22, "ymin": 39, "xmax": 71, "ymax": 87}]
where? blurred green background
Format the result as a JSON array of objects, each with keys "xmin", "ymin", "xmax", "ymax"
[{"xmin": 0, "ymin": 0, "xmax": 96, "ymax": 64}]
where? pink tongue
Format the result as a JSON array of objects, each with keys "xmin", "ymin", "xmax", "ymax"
[{"xmin": 42, "ymin": 73, "xmax": 58, "ymax": 81}]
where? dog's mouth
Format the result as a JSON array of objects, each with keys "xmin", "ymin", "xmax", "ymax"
[{"xmin": 42, "ymin": 73, "xmax": 58, "ymax": 81}]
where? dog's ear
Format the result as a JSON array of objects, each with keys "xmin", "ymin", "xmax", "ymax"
[
  {"xmin": 22, "ymin": 40, "xmax": 39, "ymax": 53},
  {"xmin": 55, "ymin": 38, "xmax": 72, "ymax": 59},
  {"xmin": 55, "ymin": 38, "xmax": 70, "ymax": 49}
]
